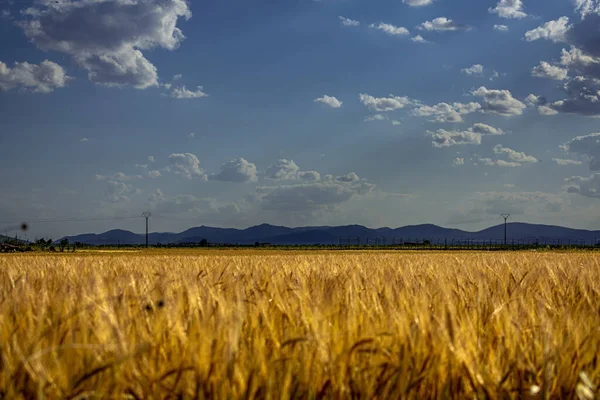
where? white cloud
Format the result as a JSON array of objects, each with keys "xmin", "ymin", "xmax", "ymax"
[
  {"xmin": 411, "ymin": 35, "xmax": 428, "ymax": 43},
  {"xmin": 188, "ymin": 132, "xmax": 196, "ymax": 139},
  {"xmin": 402, "ymin": 0, "xmax": 434, "ymax": 6},
  {"xmin": 298, "ymin": 171, "xmax": 321, "ymax": 181},
  {"xmin": 168, "ymin": 153, "xmax": 207, "ymax": 180},
  {"xmin": 20, "ymin": 0, "xmax": 191, "ymax": 89},
  {"xmin": 430, "ymin": 129, "xmax": 481, "ymax": 147},
  {"xmin": 412, "ymin": 102, "xmax": 481, "ymax": 123},
  {"xmin": 173, "ymin": 74, "xmax": 182, "ymax": 80},
  {"xmin": 96, "ymin": 172, "xmax": 142, "ymax": 181},
  {"xmin": 0, "ymin": 59, "xmax": 70, "ymax": 93},
  {"xmin": 314, "ymin": 95, "xmax": 343, "ymax": 108},
  {"xmin": 489, "ymin": 0, "xmax": 527, "ymax": 19},
  {"xmin": 104, "ymin": 181, "xmax": 139, "ymax": 203},
  {"xmin": 472, "ymin": 86, "xmax": 526, "ymax": 116},
  {"xmin": 453, "ymin": 157, "xmax": 465, "ymax": 166},
  {"xmin": 256, "ymin": 179, "xmax": 374, "ymax": 213},
  {"xmin": 80, "ymin": 138, "xmax": 89, "ymax": 142},
  {"xmin": 336, "ymin": 172, "xmax": 360, "ymax": 182},
  {"xmin": 210, "ymin": 158, "xmax": 258, "ymax": 183},
  {"xmin": 470, "ymin": 123, "xmax": 505, "ymax": 136},
  {"xmin": 565, "ymin": 174, "xmax": 600, "ymax": 198},
  {"xmin": 574, "ymin": 0, "xmax": 600, "ymax": 19},
  {"xmin": 169, "ymin": 85, "xmax": 208, "ymax": 99},
  {"xmin": 449, "ymin": 191, "xmax": 565, "ymax": 224},
  {"xmin": 147, "ymin": 170, "xmax": 162, "ymax": 178},
  {"xmin": 418, "ymin": 17, "xmax": 470, "ymax": 32},
  {"xmin": 525, "ymin": 17, "xmax": 571, "ymax": 43},
  {"xmin": 265, "ymin": 159, "xmax": 300, "ymax": 180},
  {"xmin": 365, "ymin": 114, "xmax": 388, "ymax": 122},
  {"xmin": 461, "ymin": 64, "xmax": 484, "ymax": 76},
  {"xmin": 429, "ymin": 123, "xmax": 504, "ymax": 148},
  {"xmin": 392, "ymin": 120, "xmax": 402, "ymax": 125},
  {"xmin": 148, "ymin": 156, "xmax": 155, "ymax": 163},
  {"xmin": 494, "ymin": 24, "xmax": 509, "ymax": 32},
  {"xmin": 359, "ymin": 93, "xmax": 412, "ymax": 112},
  {"xmin": 562, "ymin": 132, "xmax": 600, "ymax": 170},
  {"xmin": 149, "ymin": 189, "xmax": 241, "ymax": 217},
  {"xmin": 370, "ymin": 22, "xmax": 410, "ymax": 36},
  {"xmin": 560, "ymin": 47, "xmax": 600, "ymax": 79},
  {"xmin": 493, "ymin": 145, "xmax": 538, "ymax": 163},
  {"xmin": 339, "ymin": 16, "xmax": 359, "ymax": 27},
  {"xmin": 553, "ymin": 158, "xmax": 583, "ymax": 165},
  {"xmin": 532, "ymin": 61, "xmax": 569, "ymax": 80},
  {"xmin": 476, "ymin": 157, "xmax": 522, "ymax": 167}
]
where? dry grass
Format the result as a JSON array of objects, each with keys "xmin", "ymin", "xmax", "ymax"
[{"xmin": 0, "ymin": 250, "xmax": 598, "ymax": 399}]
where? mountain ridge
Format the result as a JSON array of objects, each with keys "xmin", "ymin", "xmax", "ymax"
[{"xmin": 61, "ymin": 222, "xmax": 600, "ymax": 246}]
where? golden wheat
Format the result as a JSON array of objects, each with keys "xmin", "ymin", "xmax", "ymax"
[{"xmin": 0, "ymin": 250, "xmax": 598, "ymax": 399}]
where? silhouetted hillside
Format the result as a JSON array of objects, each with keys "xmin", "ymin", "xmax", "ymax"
[{"xmin": 60, "ymin": 222, "xmax": 600, "ymax": 246}]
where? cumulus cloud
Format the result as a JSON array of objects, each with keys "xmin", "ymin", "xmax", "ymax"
[
  {"xmin": 403, "ymin": 0, "xmax": 434, "ymax": 6},
  {"xmin": 418, "ymin": 17, "xmax": 470, "ymax": 32},
  {"xmin": 370, "ymin": 22, "xmax": 410, "ymax": 36},
  {"xmin": 210, "ymin": 158, "xmax": 258, "ymax": 183},
  {"xmin": 430, "ymin": 129, "xmax": 481, "ymax": 147},
  {"xmin": 532, "ymin": 61, "xmax": 569, "ymax": 80},
  {"xmin": 314, "ymin": 95, "xmax": 343, "ymax": 108},
  {"xmin": 19, "ymin": 0, "xmax": 192, "ymax": 89},
  {"xmin": 476, "ymin": 157, "xmax": 522, "ymax": 167},
  {"xmin": 429, "ymin": 123, "xmax": 504, "ymax": 147},
  {"xmin": 412, "ymin": 102, "xmax": 481, "ymax": 123},
  {"xmin": 553, "ymin": 158, "xmax": 583, "ymax": 165},
  {"xmin": 149, "ymin": 189, "xmax": 241, "ymax": 217},
  {"xmin": 472, "ymin": 86, "xmax": 526, "ymax": 116},
  {"xmin": 493, "ymin": 145, "xmax": 538, "ymax": 163},
  {"xmin": 525, "ymin": 17, "xmax": 571, "ymax": 43},
  {"xmin": 411, "ymin": 35, "xmax": 428, "ymax": 43},
  {"xmin": 574, "ymin": 0, "xmax": 600, "ymax": 19},
  {"xmin": 96, "ymin": 172, "xmax": 142, "ymax": 181},
  {"xmin": 471, "ymin": 123, "xmax": 505, "ymax": 136},
  {"xmin": 104, "ymin": 181, "xmax": 139, "ymax": 203},
  {"xmin": 359, "ymin": 93, "xmax": 412, "ymax": 112},
  {"xmin": 364, "ymin": 114, "xmax": 388, "ymax": 122},
  {"xmin": 168, "ymin": 153, "xmax": 207, "ymax": 180},
  {"xmin": 489, "ymin": 0, "xmax": 527, "ymax": 19},
  {"xmin": 562, "ymin": 132, "xmax": 600, "ymax": 170},
  {"xmin": 298, "ymin": 171, "xmax": 321, "ymax": 181},
  {"xmin": 449, "ymin": 191, "xmax": 565, "ymax": 224},
  {"xmin": 523, "ymin": 13, "xmax": 600, "ymax": 116},
  {"xmin": 147, "ymin": 170, "xmax": 162, "ymax": 178},
  {"xmin": 0, "ymin": 59, "xmax": 70, "ymax": 93},
  {"xmin": 255, "ymin": 179, "xmax": 375, "ymax": 213},
  {"xmin": 336, "ymin": 172, "xmax": 360, "ymax": 182},
  {"xmin": 148, "ymin": 156, "xmax": 155, "ymax": 163},
  {"xmin": 339, "ymin": 16, "xmax": 359, "ymax": 26},
  {"xmin": 265, "ymin": 159, "xmax": 300, "ymax": 180},
  {"xmin": 494, "ymin": 24, "xmax": 509, "ymax": 32},
  {"xmin": 168, "ymin": 85, "xmax": 208, "ymax": 99},
  {"xmin": 462, "ymin": 64, "xmax": 484, "ymax": 76},
  {"xmin": 565, "ymin": 174, "xmax": 600, "ymax": 198},
  {"xmin": 453, "ymin": 157, "xmax": 465, "ymax": 166}
]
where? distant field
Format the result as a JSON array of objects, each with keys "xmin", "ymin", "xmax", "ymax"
[{"xmin": 0, "ymin": 251, "xmax": 598, "ymax": 398}]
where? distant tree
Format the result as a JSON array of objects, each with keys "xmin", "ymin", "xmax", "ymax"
[
  {"xmin": 199, "ymin": 239, "xmax": 208, "ymax": 247},
  {"xmin": 59, "ymin": 239, "xmax": 69, "ymax": 252},
  {"xmin": 46, "ymin": 239, "xmax": 53, "ymax": 247}
]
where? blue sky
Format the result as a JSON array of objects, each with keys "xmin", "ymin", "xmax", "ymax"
[{"xmin": 1, "ymin": 0, "xmax": 600, "ymax": 238}]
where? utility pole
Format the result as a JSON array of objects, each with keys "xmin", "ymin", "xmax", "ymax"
[
  {"xmin": 142, "ymin": 212, "xmax": 151, "ymax": 248},
  {"xmin": 501, "ymin": 214, "xmax": 511, "ymax": 246}
]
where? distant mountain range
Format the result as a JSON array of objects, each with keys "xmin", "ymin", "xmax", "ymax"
[{"xmin": 61, "ymin": 223, "xmax": 600, "ymax": 246}]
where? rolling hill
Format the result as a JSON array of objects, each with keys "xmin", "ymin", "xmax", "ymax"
[{"xmin": 60, "ymin": 222, "xmax": 600, "ymax": 246}]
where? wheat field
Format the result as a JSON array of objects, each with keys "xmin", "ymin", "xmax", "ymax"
[{"xmin": 0, "ymin": 250, "xmax": 598, "ymax": 399}]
